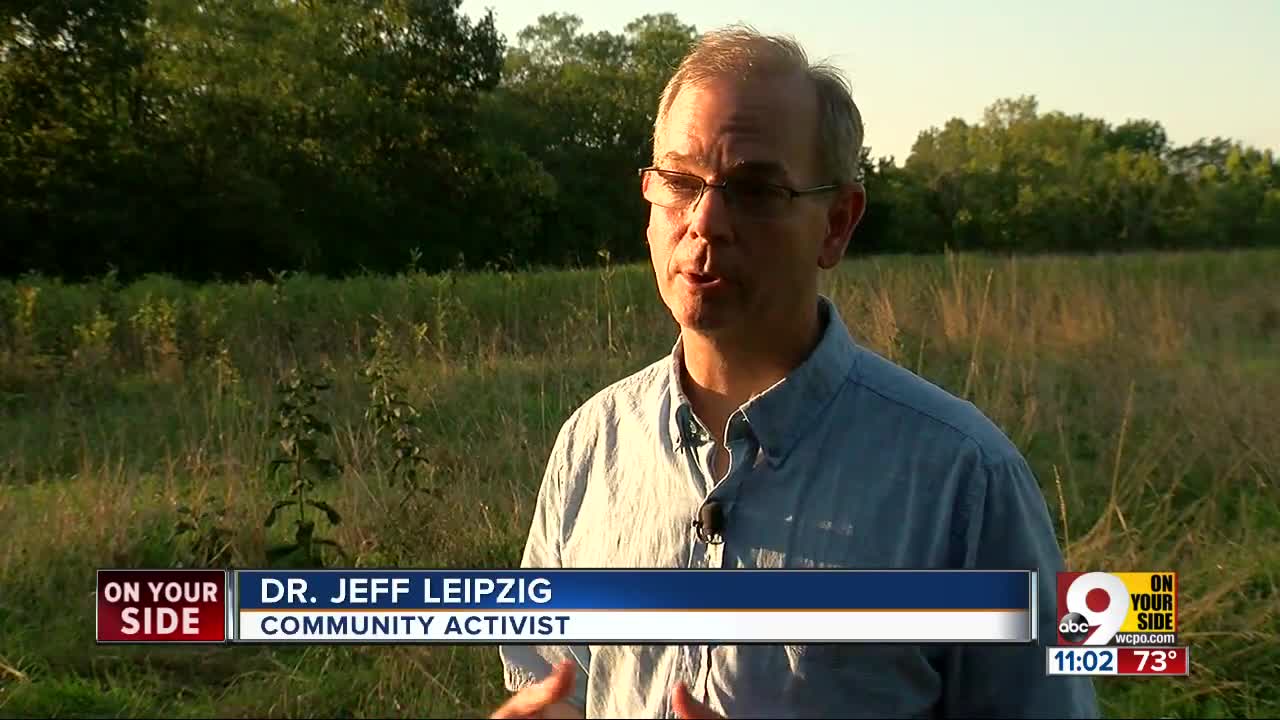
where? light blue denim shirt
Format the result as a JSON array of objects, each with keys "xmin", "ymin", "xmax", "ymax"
[{"xmin": 501, "ymin": 296, "xmax": 1099, "ymax": 719}]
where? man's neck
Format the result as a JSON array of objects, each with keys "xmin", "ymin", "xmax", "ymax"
[{"xmin": 679, "ymin": 300, "xmax": 825, "ymax": 444}]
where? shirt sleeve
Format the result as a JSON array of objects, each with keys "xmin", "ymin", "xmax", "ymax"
[
  {"xmin": 497, "ymin": 422, "xmax": 592, "ymax": 712},
  {"xmin": 941, "ymin": 450, "xmax": 1101, "ymax": 719}
]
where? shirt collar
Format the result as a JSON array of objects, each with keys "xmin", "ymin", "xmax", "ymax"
[{"xmin": 666, "ymin": 295, "xmax": 860, "ymax": 468}]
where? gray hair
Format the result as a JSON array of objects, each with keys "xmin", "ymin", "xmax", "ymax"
[{"xmin": 652, "ymin": 25, "xmax": 864, "ymax": 185}]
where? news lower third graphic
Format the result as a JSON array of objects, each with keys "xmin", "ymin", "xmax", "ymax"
[
  {"xmin": 1056, "ymin": 571, "xmax": 1178, "ymax": 646},
  {"xmin": 1046, "ymin": 646, "xmax": 1190, "ymax": 677},
  {"xmin": 1046, "ymin": 571, "xmax": 1189, "ymax": 678},
  {"xmin": 96, "ymin": 569, "xmax": 229, "ymax": 643},
  {"xmin": 95, "ymin": 568, "xmax": 1038, "ymax": 645}
]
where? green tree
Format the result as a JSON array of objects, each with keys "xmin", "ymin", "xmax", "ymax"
[
  {"xmin": 2, "ymin": 6, "xmax": 1277, "ymax": 281},
  {"xmin": 493, "ymin": 12, "xmax": 697, "ymax": 266}
]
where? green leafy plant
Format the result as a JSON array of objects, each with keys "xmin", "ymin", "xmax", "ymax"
[
  {"xmin": 171, "ymin": 499, "xmax": 234, "ymax": 568},
  {"xmin": 362, "ymin": 316, "xmax": 432, "ymax": 497},
  {"xmin": 200, "ymin": 338, "xmax": 244, "ymax": 404},
  {"xmin": 264, "ymin": 364, "xmax": 348, "ymax": 568},
  {"xmin": 71, "ymin": 308, "xmax": 116, "ymax": 368},
  {"xmin": 130, "ymin": 293, "xmax": 181, "ymax": 379},
  {"xmin": 13, "ymin": 284, "xmax": 39, "ymax": 352}
]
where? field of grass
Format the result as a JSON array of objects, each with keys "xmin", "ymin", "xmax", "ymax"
[{"xmin": 1, "ymin": 249, "xmax": 1277, "ymax": 718}]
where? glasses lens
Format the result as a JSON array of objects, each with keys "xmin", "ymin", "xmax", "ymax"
[
  {"xmin": 726, "ymin": 181, "xmax": 791, "ymax": 218},
  {"xmin": 643, "ymin": 170, "xmax": 703, "ymax": 208},
  {"xmin": 641, "ymin": 170, "xmax": 794, "ymax": 218}
]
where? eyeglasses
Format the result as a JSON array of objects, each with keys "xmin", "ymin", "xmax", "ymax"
[{"xmin": 638, "ymin": 166, "xmax": 841, "ymax": 219}]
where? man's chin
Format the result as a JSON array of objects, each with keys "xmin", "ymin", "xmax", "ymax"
[
  {"xmin": 662, "ymin": 287, "xmax": 751, "ymax": 334},
  {"xmin": 669, "ymin": 306, "xmax": 740, "ymax": 336}
]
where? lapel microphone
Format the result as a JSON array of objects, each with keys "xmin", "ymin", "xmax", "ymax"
[{"xmin": 693, "ymin": 500, "xmax": 726, "ymax": 545}]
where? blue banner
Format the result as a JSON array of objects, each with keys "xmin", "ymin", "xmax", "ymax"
[{"xmin": 234, "ymin": 569, "xmax": 1032, "ymax": 611}]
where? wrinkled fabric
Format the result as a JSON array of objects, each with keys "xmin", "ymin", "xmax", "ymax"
[{"xmin": 500, "ymin": 296, "xmax": 1099, "ymax": 719}]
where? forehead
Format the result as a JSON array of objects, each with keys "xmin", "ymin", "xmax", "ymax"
[{"xmin": 657, "ymin": 72, "xmax": 819, "ymax": 179}]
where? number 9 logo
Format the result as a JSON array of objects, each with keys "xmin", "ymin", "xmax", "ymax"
[{"xmin": 1065, "ymin": 572, "xmax": 1129, "ymax": 645}]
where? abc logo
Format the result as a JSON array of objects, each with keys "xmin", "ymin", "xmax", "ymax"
[
  {"xmin": 1058, "ymin": 612, "xmax": 1092, "ymax": 643},
  {"xmin": 1058, "ymin": 571, "xmax": 1131, "ymax": 645}
]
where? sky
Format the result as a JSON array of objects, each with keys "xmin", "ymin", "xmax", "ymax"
[{"xmin": 458, "ymin": 0, "xmax": 1280, "ymax": 164}]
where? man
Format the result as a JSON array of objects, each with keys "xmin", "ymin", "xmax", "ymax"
[{"xmin": 491, "ymin": 25, "xmax": 1099, "ymax": 720}]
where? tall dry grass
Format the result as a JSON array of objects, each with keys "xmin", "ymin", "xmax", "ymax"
[{"xmin": 0, "ymin": 249, "xmax": 1276, "ymax": 718}]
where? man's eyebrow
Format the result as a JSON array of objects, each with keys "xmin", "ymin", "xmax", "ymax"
[
  {"xmin": 660, "ymin": 153, "xmax": 790, "ymax": 179},
  {"xmin": 728, "ymin": 160, "xmax": 789, "ymax": 177},
  {"xmin": 660, "ymin": 151, "xmax": 703, "ymax": 168}
]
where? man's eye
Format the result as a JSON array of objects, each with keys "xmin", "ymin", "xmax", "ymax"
[
  {"xmin": 660, "ymin": 174, "xmax": 702, "ymax": 195},
  {"xmin": 731, "ymin": 182, "xmax": 785, "ymax": 202}
]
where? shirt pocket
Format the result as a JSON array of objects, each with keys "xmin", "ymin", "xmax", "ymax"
[
  {"xmin": 779, "ymin": 646, "xmax": 935, "ymax": 719},
  {"xmin": 784, "ymin": 643, "xmax": 942, "ymax": 698}
]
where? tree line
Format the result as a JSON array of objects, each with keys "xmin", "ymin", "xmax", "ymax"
[{"xmin": 2, "ymin": 1, "xmax": 1277, "ymax": 282}]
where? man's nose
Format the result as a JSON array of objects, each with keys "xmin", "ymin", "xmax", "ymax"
[{"xmin": 687, "ymin": 183, "xmax": 733, "ymax": 243}]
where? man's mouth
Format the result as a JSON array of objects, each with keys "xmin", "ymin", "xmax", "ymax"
[{"xmin": 679, "ymin": 271, "xmax": 724, "ymax": 288}]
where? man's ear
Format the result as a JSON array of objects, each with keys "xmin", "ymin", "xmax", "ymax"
[{"xmin": 818, "ymin": 183, "xmax": 867, "ymax": 269}]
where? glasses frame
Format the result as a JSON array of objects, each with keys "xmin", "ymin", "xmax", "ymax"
[{"xmin": 638, "ymin": 166, "xmax": 843, "ymax": 216}]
